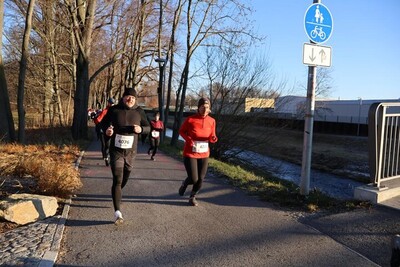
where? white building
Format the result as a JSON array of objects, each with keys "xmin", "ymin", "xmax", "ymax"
[{"xmin": 274, "ymin": 95, "xmax": 400, "ymax": 124}]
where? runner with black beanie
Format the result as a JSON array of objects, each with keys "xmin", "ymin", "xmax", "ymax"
[{"xmin": 101, "ymin": 87, "xmax": 150, "ymax": 224}]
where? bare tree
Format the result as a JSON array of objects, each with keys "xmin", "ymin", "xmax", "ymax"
[
  {"xmin": 315, "ymin": 67, "xmax": 334, "ymax": 98},
  {"xmin": 296, "ymin": 67, "xmax": 335, "ymax": 117},
  {"xmin": 89, "ymin": 1, "xmax": 161, "ymax": 101},
  {"xmin": 68, "ymin": 0, "xmax": 97, "ymax": 140},
  {"xmin": 202, "ymin": 42, "xmax": 285, "ymax": 160},
  {"xmin": 16, "ymin": 0, "xmax": 35, "ymax": 143},
  {"xmin": 169, "ymin": 0, "xmax": 259, "ymax": 146},
  {"xmin": 124, "ymin": 0, "xmax": 148, "ymax": 89},
  {"xmin": 164, "ymin": 0, "xmax": 184, "ymax": 139},
  {"xmin": 40, "ymin": 0, "xmax": 53, "ymax": 124},
  {"xmin": 5, "ymin": 0, "xmax": 74, "ymax": 127},
  {"xmin": 0, "ymin": 0, "xmax": 16, "ymax": 142},
  {"xmin": 2, "ymin": 0, "xmax": 265, "ymax": 144},
  {"xmin": 4, "ymin": 0, "xmax": 162, "ymax": 136}
]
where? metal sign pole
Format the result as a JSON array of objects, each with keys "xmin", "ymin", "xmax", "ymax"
[
  {"xmin": 300, "ymin": 0, "xmax": 320, "ymax": 195},
  {"xmin": 300, "ymin": 65, "xmax": 317, "ymax": 195}
]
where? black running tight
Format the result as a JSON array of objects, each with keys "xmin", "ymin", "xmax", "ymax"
[
  {"xmin": 183, "ymin": 157, "xmax": 209, "ymax": 196},
  {"xmin": 149, "ymin": 137, "xmax": 160, "ymax": 157},
  {"xmin": 110, "ymin": 152, "xmax": 135, "ymax": 211}
]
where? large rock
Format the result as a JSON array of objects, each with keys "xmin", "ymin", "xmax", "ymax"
[{"xmin": 0, "ymin": 193, "xmax": 58, "ymax": 225}]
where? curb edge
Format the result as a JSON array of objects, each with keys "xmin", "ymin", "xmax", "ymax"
[{"xmin": 38, "ymin": 150, "xmax": 85, "ymax": 267}]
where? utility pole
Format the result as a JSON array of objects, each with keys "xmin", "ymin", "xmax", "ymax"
[{"xmin": 357, "ymin": 97, "xmax": 362, "ymax": 136}]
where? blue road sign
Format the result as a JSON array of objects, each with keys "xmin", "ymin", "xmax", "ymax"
[{"xmin": 304, "ymin": 3, "xmax": 333, "ymax": 44}]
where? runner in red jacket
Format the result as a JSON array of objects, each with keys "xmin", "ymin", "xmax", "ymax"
[
  {"xmin": 178, "ymin": 97, "xmax": 218, "ymax": 206},
  {"xmin": 94, "ymin": 98, "xmax": 115, "ymax": 166},
  {"xmin": 148, "ymin": 111, "xmax": 164, "ymax": 161}
]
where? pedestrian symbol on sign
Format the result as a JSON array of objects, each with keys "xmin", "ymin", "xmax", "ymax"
[
  {"xmin": 314, "ymin": 5, "xmax": 324, "ymax": 23},
  {"xmin": 304, "ymin": 3, "xmax": 333, "ymax": 44}
]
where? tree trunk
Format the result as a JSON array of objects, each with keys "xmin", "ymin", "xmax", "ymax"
[
  {"xmin": 66, "ymin": 21, "xmax": 77, "ymax": 126},
  {"xmin": 171, "ymin": 62, "xmax": 189, "ymax": 146},
  {"xmin": 17, "ymin": 0, "xmax": 36, "ymax": 144},
  {"xmin": 52, "ymin": 53, "xmax": 65, "ymax": 126},
  {"xmin": 71, "ymin": 52, "xmax": 90, "ymax": 139},
  {"xmin": 0, "ymin": 63, "xmax": 15, "ymax": 142},
  {"xmin": 0, "ymin": 0, "xmax": 16, "ymax": 142},
  {"xmin": 171, "ymin": 0, "xmax": 193, "ymax": 146},
  {"xmin": 70, "ymin": 0, "xmax": 97, "ymax": 140},
  {"xmin": 164, "ymin": 0, "xmax": 183, "ymax": 141},
  {"xmin": 43, "ymin": 0, "xmax": 53, "ymax": 125},
  {"xmin": 126, "ymin": 0, "xmax": 145, "ymax": 89}
]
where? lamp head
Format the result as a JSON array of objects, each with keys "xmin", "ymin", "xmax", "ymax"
[{"xmin": 155, "ymin": 58, "xmax": 167, "ymax": 66}]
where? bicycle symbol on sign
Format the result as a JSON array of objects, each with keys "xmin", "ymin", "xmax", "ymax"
[{"xmin": 310, "ymin": 26, "xmax": 326, "ymax": 40}]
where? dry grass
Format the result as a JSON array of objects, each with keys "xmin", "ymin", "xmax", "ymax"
[{"xmin": 0, "ymin": 127, "xmax": 86, "ymax": 199}]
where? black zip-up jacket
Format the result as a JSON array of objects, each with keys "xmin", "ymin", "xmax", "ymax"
[{"xmin": 100, "ymin": 101, "xmax": 150, "ymax": 153}]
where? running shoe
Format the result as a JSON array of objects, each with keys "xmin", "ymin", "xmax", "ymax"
[
  {"xmin": 114, "ymin": 210, "xmax": 124, "ymax": 225},
  {"xmin": 189, "ymin": 197, "xmax": 198, "ymax": 207},
  {"xmin": 104, "ymin": 157, "xmax": 110, "ymax": 166}
]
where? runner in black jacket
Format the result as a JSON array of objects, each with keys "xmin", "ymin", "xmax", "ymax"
[{"xmin": 100, "ymin": 87, "xmax": 150, "ymax": 224}]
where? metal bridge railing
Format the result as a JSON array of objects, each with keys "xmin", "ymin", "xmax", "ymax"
[{"xmin": 369, "ymin": 102, "xmax": 400, "ymax": 188}]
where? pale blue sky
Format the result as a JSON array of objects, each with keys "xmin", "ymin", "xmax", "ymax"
[{"xmin": 251, "ymin": 0, "xmax": 400, "ymax": 100}]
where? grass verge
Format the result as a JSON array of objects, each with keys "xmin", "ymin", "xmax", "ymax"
[{"xmin": 160, "ymin": 137, "xmax": 371, "ymax": 213}]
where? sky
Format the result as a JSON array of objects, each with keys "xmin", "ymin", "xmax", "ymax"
[{"xmin": 250, "ymin": 0, "xmax": 400, "ymax": 101}]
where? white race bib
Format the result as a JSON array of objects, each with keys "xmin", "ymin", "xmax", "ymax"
[
  {"xmin": 115, "ymin": 134, "xmax": 134, "ymax": 149},
  {"xmin": 192, "ymin": 141, "xmax": 208, "ymax": 153},
  {"xmin": 151, "ymin": 131, "xmax": 160, "ymax": 138}
]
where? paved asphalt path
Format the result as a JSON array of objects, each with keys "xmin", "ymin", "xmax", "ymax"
[{"xmin": 55, "ymin": 139, "xmax": 386, "ymax": 267}]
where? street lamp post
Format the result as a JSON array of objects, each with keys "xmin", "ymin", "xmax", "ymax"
[
  {"xmin": 357, "ymin": 97, "xmax": 362, "ymax": 136},
  {"xmin": 155, "ymin": 58, "xmax": 167, "ymax": 141}
]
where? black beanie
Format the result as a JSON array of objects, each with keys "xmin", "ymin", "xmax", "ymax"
[
  {"xmin": 123, "ymin": 87, "xmax": 137, "ymax": 97},
  {"xmin": 198, "ymin": 97, "xmax": 210, "ymax": 108}
]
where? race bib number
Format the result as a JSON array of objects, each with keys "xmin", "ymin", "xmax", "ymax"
[
  {"xmin": 151, "ymin": 131, "xmax": 160, "ymax": 138},
  {"xmin": 115, "ymin": 134, "xmax": 134, "ymax": 149},
  {"xmin": 192, "ymin": 141, "xmax": 208, "ymax": 153}
]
